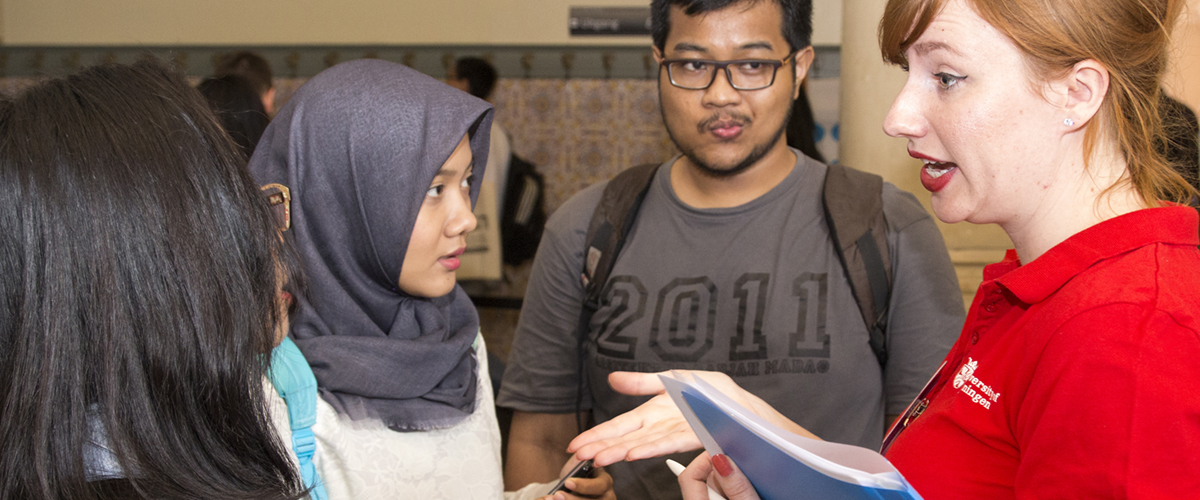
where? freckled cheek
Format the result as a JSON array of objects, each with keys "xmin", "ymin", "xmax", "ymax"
[{"xmin": 955, "ymin": 102, "xmax": 1011, "ymax": 162}]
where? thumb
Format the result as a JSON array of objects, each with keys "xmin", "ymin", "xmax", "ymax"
[{"xmin": 608, "ymin": 371, "xmax": 667, "ymax": 396}]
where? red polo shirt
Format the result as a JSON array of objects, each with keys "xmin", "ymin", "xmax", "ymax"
[{"xmin": 885, "ymin": 206, "xmax": 1200, "ymax": 500}]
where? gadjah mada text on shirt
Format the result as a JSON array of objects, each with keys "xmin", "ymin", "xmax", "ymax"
[{"xmin": 595, "ymin": 356, "xmax": 831, "ymax": 377}]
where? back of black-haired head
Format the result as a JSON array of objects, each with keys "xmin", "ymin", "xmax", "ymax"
[
  {"xmin": 215, "ymin": 50, "xmax": 274, "ymax": 95},
  {"xmin": 0, "ymin": 59, "xmax": 303, "ymax": 499},
  {"xmin": 787, "ymin": 82, "xmax": 825, "ymax": 163},
  {"xmin": 651, "ymin": 0, "xmax": 813, "ymax": 53},
  {"xmin": 454, "ymin": 56, "xmax": 499, "ymax": 100},
  {"xmin": 1160, "ymin": 92, "xmax": 1200, "ymax": 191},
  {"xmin": 198, "ymin": 74, "xmax": 271, "ymax": 159}
]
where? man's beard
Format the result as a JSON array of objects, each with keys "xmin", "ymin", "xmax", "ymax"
[{"xmin": 661, "ymin": 99, "xmax": 793, "ymax": 179}]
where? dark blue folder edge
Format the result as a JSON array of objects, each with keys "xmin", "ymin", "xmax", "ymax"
[{"xmin": 681, "ymin": 391, "xmax": 922, "ymax": 500}]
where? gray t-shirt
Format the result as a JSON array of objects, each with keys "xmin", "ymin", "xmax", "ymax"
[{"xmin": 498, "ymin": 152, "xmax": 964, "ymax": 500}]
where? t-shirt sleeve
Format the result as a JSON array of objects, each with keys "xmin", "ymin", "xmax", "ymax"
[
  {"xmin": 496, "ymin": 183, "xmax": 606, "ymax": 413},
  {"xmin": 880, "ymin": 185, "xmax": 965, "ymax": 416},
  {"xmin": 1013, "ymin": 305, "xmax": 1200, "ymax": 499}
]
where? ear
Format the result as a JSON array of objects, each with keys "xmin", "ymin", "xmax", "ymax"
[
  {"xmin": 263, "ymin": 87, "xmax": 277, "ymax": 116},
  {"xmin": 791, "ymin": 46, "xmax": 815, "ymax": 100},
  {"xmin": 1058, "ymin": 59, "xmax": 1108, "ymax": 130},
  {"xmin": 652, "ymin": 45, "xmax": 664, "ymax": 64}
]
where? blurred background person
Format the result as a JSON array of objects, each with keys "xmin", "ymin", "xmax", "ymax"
[
  {"xmin": 198, "ymin": 73, "xmax": 271, "ymax": 159},
  {"xmin": 216, "ymin": 50, "xmax": 277, "ymax": 116},
  {"xmin": 449, "ymin": 56, "xmax": 511, "ymax": 209}
]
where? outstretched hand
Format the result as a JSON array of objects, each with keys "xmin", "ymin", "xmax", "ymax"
[
  {"xmin": 568, "ymin": 370, "xmax": 808, "ymax": 467},
  {"xmin": 567, "ymin": 371, "xmax": 701, "ymax": 466}
]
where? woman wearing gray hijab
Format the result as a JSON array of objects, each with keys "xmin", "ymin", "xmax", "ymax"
[{"xmin": 250, "ymin": 60, "xmax": 612, "ymax": 500}]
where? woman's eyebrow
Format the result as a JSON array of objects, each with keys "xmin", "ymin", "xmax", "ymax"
[{"xmin": 912, "ymin": 40, "xmax": 962, "ymax": 57}]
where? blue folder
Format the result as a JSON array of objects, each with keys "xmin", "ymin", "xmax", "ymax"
[{"xmin": 669, "ymin": 377, "xmax": 922, "ymax": 500}]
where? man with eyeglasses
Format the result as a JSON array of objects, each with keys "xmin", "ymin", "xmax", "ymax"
[{"xmin": 498, "ymin": 1, "xmax": 963, "ymax": 499}]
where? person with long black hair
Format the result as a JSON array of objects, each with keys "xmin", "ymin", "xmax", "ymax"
[{"xmin": 0, "ymin": 60, "xmax": 306, "ymax": 499}]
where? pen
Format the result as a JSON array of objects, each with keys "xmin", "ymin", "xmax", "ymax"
[{"xmin": 666, "ymin": 459, "xmax": 727, "ymax": 500}]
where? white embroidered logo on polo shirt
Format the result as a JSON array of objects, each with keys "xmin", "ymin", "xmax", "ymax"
[{"xmin": 953, "ymin": 357, "xmax": 1000, "ymax": 409}]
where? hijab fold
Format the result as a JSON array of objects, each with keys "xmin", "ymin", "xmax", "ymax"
[{"xmin": 249, "ymin": 59, "xmax": 493, "ymax": 431}]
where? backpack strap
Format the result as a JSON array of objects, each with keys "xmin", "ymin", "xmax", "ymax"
[
  {"xmin": 573, "ymin": 162, "xmax": 661, "ymax": 433},
  {"xmin": 822, "ymin": 164, "xmax": 893, "ymax": 368},
  {"xmin": 581, "ymin": 163, "xmax": 662, "ymax": 297},
  {"xmin": 269, "ymin": 337, "xmax": 329, "ymax": 500}
]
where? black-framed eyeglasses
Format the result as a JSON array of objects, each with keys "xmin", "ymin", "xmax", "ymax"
[{"xmin": 660, "ymin": 52, "xmax": 795, "ymax": 90}]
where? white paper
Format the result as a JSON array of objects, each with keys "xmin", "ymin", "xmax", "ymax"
[{"xmin": 660, "ymin": 372, "xmax": 907, "ymax": 491}]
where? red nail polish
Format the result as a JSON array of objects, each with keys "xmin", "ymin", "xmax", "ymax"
[{"xmin": 712, "ymin": 454, "xmax": 734, "ymax": 477}]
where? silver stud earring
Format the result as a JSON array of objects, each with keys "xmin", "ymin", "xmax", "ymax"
[{"xmin": 1064, "ymin": 118, "xmax": 1075, "ymax": 127}]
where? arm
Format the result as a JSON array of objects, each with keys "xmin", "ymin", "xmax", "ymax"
[
  {"xmin": 880, "ymin": 187, "xmax": 964, "ymax": 419},
  {"xmin": 496, "ymin": 186, "xmax": 609, "ymax": 489},
  {"xmin": 504, "ymin": 411, "xmax": 587, "ymax": 489}
]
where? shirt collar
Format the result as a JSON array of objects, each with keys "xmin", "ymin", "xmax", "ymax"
[{"xmin": 988, "ymin": 206, "xmax": 1198, "ymax": 304}]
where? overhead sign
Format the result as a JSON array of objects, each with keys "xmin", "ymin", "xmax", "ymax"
[{"xmin": 569, "ymin": 7, "xmax": 652, "ymax": 36}]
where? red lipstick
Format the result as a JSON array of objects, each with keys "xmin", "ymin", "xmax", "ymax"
[{"xmin": 910, "ymin": 149, "xmax": 957, "ymax": 193}]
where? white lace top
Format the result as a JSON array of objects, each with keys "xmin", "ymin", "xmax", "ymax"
[{"xmin": 269, "ymin": 334, "xmax": 548, "ymax": 500}]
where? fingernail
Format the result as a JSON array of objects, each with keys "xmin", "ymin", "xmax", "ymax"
[{"xmin": 712, "ymin": 454, "xmax": 734, "ymax": 477}]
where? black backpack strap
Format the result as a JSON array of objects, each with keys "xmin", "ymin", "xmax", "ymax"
[
  {"xmin": 822, "ymin": 164, "xmax": 893, "ymax": 368},
  {"xmin": 573, "ymin": 162, "xmax": 661, "ymax": 433}
]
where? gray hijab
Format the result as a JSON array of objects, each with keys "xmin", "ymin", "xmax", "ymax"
[{"xmin": 249, "ymin": 59, "xmax": 493, "ymax": 431}]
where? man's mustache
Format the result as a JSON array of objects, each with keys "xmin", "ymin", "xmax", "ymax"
[{"xmin": 697, "ymin": 113, "xmax": 752, "ymax": 133}]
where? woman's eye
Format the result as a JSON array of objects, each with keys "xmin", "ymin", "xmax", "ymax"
[
  {"xmin": 935, "ymin": 72, "xmax": 964, "ymax": 89},
  {"xmin": 426, "ymin": 185, "xmax": 444, "ymax": 197},
  {"xmin": 461, "ymin": 175, "xmax": 474, "ymax": 189}
]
